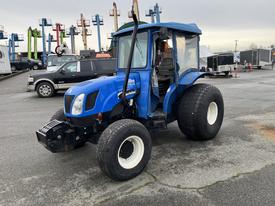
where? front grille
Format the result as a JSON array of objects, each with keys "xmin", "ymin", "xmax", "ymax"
[
  {"xmin": 85, "ymin": 91, "xmax": 98, "ymax": 111},
  {"xmin": 40, "ymin": 120, "xmax": 61, "ymax": 133},
  {"xmin": 65, "ymin": 95, "xmax": 75, "ymax": 113}
]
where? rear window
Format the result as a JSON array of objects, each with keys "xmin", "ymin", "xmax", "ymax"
[
  {"xmin": 80, "ymin": 61, "xmax": 92, "ymax": 72},
  {"xmin": 93, "ymin": 59, "xmax": 116, "ymax": 73}
]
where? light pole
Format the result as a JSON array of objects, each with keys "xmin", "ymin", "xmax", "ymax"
[
  {"xmin": 53, "ymin": 23, "xmax": 65, "ymax": 47},
  {"xmin": 154, "ymin": 3, "xmax": 162, "ymax": 23},
  {"xmin": 109, "ymin": 2, "xmax": 120, "ymax": 32},
  {"xmin": 47, "ymin": 34, "xmax": 55, "ymax": 54},
  {"xmin": 39, "ymin": 18, "xmax": 52, "ymax": 66},
  {"xmin": 9, "ymin": 33, "xmax": 23, "ymax": 62},
  {"xmin": 77, "ymin": 14, "xmax": 91, "ymax": 50},
  {"xmin": 67, "ymin": 25, "xmax": 79, "ymax": 54},
  {"xmin": 146, "ymin": 9, "xmax": 155, "ymax": 23},
  {"xmin": 92, "ymin": 14, "xmax": 104, "ymax": 52}
]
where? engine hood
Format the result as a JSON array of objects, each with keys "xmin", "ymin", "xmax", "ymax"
[{"xmin": 64, "ymin": 73, "xmax": 141, "ymax": 118}]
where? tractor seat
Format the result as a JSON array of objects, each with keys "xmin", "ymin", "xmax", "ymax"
[
  {"xmin": 157, "ymin": 57, "xmax": 174, "ymax": 96},
  {"xmin": 157, "ymin": 57, "xmax": 174, "ymax": 80}
]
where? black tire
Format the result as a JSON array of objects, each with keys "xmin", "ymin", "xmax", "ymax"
[
  {"xmin": 97, "ymin": 119, "xmax": 152, "ymax": 181},
  {"xmin": 36, "ymin": 82, "xmax": 55, "ymax": 98},
  {"xmin": 50, "ymin": 108, "xmax": 66, "ymax": 121},
  {"xmin": 50, "ymin": 108, "xmax": 86, "ymax": 148},
  {"xmin": 177, "ymin": 83, "xmax": 224, "ymax": 141},
  {"xmin": 11, "ymin": 66, "xmax": 16, "ymax": 72},
  {"xmin": 33, "ymin": 65, "xmax": 38, "ymax": 70},
  {"xmin": 224, "ymin": 71, "xmax": 229, "ymax": 76}
]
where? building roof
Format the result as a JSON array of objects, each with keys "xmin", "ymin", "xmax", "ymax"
[{"xmin": 114, "ymin": 22, "xmax": 202, "ymax": 36}]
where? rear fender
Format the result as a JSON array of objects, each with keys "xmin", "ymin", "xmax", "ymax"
[{"xmin": 163, "ymin": 71, "xmax": 210, "ymax": 114}]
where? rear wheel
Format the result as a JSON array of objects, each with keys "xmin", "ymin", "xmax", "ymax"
[
  {"xmin": 177, "ymin": 83, "xmax": 224, "ymax": 141},
  {"xmin": 97, "ymin": 119, "xmax": 152, "ymax": 181},
  {"xmin": 36, "ymin": 82, "xmax": 55, "ymax": 98}
]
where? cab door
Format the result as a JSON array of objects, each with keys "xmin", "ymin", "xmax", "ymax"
[{"xmin": 53, "ymin": 61, "xmax": 80, "ymax": 89}]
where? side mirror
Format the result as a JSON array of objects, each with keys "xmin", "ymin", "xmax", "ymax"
[{"xmin": 60, "ymin": 69, "xmax": 66, "ymax": 74}]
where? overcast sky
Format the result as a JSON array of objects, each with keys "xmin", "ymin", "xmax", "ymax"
[{"xmin": 0, "ymin": 0, "xmax": 274, "ymax": 53}]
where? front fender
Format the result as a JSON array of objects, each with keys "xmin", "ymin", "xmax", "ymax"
[{"xmin": 163, "ymin": 70, "xmax": 209, "ymax": 114}]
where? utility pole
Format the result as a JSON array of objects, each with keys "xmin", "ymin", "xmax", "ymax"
[
  {"xmin": 92, "ymin": 14, "xmax": 104, "ymax": 52},
  {"xmin": 234, "ymin": 40, "xmax": 239, "ymax": 53},
  {"xmin": 77, "ymin": 14, "xmax": 91, "ymax": 50},
  {"xmin": 109, "ymin": 2, "xmax": 120, "ymax": 32},
  {"xmin": 39, "ymin": 18, "xmax": 52, "ymax": 66},
  {"xmin": 67, "ymin": 25, "xmax": 79, "ymax": 54}
]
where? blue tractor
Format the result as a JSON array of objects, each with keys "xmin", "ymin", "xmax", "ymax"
[{"xmin": 37, "ymin": 12, "xmax": 224, "ymax": 181}]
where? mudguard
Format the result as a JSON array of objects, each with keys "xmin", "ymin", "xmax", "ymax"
[{"xmin": 163, "ymin": 70, "xmax": 209, "ymax": 115}]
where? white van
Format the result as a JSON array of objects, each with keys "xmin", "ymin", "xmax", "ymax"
[{"xmin": 0, "ymin": 45, "xmax": 11, "ymax": 75}]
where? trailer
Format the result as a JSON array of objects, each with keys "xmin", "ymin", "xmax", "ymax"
[
  {"xmin": 0, "ymin": 45, "xmax": 11, "ymax": 75},
  {"xmin": 240, "ymin": 49, "xmax": 271, "ymax": 69},
  {"xmin": 207, "ymin": 53, "xmax": 234, "ymax": 75}
]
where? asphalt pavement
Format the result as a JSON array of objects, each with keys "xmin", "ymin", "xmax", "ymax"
[{"xmin": 0, "ymin": 70, "xmax": 275, "ymax": 206}]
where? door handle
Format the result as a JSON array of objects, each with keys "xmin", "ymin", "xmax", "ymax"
[{"xmin": 71, "ymin": 74, "xmax": 76, "ymax": 77}]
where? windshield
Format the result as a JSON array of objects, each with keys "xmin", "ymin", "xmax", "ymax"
[
  {"xmin": 118, "ymin": 31, "xmax": 148, "ymax": 69},
  {"xmin": 47, "ymin": 55, "xmax": 78, "ymax": 67}
]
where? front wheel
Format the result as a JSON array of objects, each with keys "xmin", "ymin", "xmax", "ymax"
[
  {"xmin": 36, "ymin": 82, "xmax": 55, "ymax": 98},
  {"xmin": 96, "ymin": 119, "xmax": 152, "ymax": 181},
  {"xmin": 177, "ymin": 84, "xmax": 224, "ymax": 141}
]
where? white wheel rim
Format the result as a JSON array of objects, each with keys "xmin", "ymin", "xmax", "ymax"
[
  {"xmin": 39, "ymin": 85, "xmax": 51, "ymax": 96},
  {"xmin": 207, "ymin": 102, "xmax": 218, "ymax": 125},
  {"xmin": 117, "ymin": 135, "xmax": 144, "ymax": 169}
]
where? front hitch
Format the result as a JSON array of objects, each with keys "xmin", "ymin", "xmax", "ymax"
[{"xmin": 36, "ymin": 120, "xmax": 87, "ymax": 153}]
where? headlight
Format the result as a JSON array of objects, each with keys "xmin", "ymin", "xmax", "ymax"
[
  {"xmin": 72, "ymin": 94, "xmax": 85, "ymax": 115},
  {"xmin": 28, "ymin": 77, "xmax": 34, "ymax": 83}
]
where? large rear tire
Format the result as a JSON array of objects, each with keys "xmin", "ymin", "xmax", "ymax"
[
  {"xmin": 177, "ymin": 84, "xmax": 224, "ymax": 141},
  {"xmin": 96, "ymin": 119, "xmax": 152, "ymax": 181}
]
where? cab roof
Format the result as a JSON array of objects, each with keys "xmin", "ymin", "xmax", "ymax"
[{"xmin": 114, "ymin": 22, "xmax": 202, "ymax": 36}]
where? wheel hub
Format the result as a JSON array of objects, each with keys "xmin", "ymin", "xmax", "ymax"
[
  {"xmin": 207, "ymin": 102, "xmax": 218, "ymax": 125},
  {"xmin": 119, "ymin": 140, "xmax": 134, "ymax": 159},
  {"xmin": 39, "ymin": 85, "xmax": 51, "ymax": 96},
  {"xmin": 117, "ymin": 135, "xmax": 144, "ymax": 169}
]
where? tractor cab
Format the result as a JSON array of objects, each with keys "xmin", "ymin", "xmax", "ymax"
[{"xmin": 114, "ymin": 22, "xmax": 203, "ymax": 122}]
